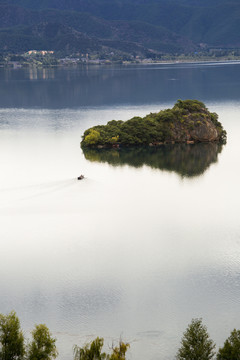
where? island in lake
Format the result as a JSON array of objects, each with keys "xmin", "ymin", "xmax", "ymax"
[{"xmin": 81, "ymin": 100, "xmax": 227, "ymax": 148}]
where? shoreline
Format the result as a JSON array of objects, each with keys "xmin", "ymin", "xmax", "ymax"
[
  {"xmin": 2, "ymin": 58, "xmax": 240, "ymax": 70},
  {"xmin": 120, "ymin": 59, "xmax": 240, "ymax": 66}
]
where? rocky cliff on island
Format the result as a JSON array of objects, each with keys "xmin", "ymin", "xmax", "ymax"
[{"xmin": 81, "ymin": 100, "xmax": 227, "ymax": 148}]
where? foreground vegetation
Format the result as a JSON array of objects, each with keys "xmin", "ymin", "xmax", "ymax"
[
  {"xmin": 81, "ymin": 100, "xmax": 227, "ymax": 148},
  {"xmin": 1, "ymin": 312, "xmax": 240, "ymax": 360}
]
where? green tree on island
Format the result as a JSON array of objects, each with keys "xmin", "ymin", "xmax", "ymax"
[
  {"xmin": 3, "ymin": 310, "xmax": 240, "ymax": 360},
  {"xmin": 74, "ymin": 338, "xmax": 129, "ymax": 360},
  {"xmin": 108, "ymin": 340, "xmax": 129, "ymax": 360},
  {"xmin": 81, "ymin": 100, "xmax": 227, "ymax": 148},
  {"xmin": 0, "ymin": 311, "xmax": 57, "ymax": 360},
  {"xmin": 74, "ymin": 337, "xmax": 107, "ymax": 360},
  {"xmin": 28, "ymin": 324, "xmax": 58, "ymax": 360},
  {"xmin": 217, "ymin": 329, "xmax": 240, "ymax": 360},
  {"xmin": 176, "ymin": 318, "xmax": 215, "ymax": 360},
  {"xmin": 0, "ymin": 311, "xmax": 25, "ymax": 360}
]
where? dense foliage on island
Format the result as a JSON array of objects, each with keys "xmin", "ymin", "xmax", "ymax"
[
  {"xmin": 0, "ymin": 311, "xmax": 128, "ymax": 360},
  {"xmin": 81, "ymin": 100, "xmax": 227, "ymax": 148},
  {"xmin": 1, "ymin": 312, "xmax": 240, "ymax": 360},
  {"xmin": 1, "ymin": 0, "xmax": 240, "ymax": 60},
  {"xmin": 0, "ymin": 311, "xmax": 57, "ymax": 360}
]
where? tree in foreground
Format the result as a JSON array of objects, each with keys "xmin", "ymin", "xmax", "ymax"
[
  {"xmin": 74, "ymin": 337, "xmax": 129, "ymax": 360},
  {"xmin": 0, "ymin": 311, "xmax": 25, "ymax": 360},
  {"xmin": 176, "ymin": 318, "xmax": 215, "ymax": 360},
  {"xmin": 28, "ymin": 324, "xmax": 58, "ymax": 360},
  {"xmin": 217, "ymin": 329, "xmax": 240, "ymax": 360}
]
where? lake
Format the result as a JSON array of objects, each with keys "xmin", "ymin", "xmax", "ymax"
[{"xmin": 0, "ymin": 62, "xmax": 240, "ymax": 360}]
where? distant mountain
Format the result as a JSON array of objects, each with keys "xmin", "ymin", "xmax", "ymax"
[{"xmin": 0, "ymin": 0, "xmax": 239, "ymax": 55}]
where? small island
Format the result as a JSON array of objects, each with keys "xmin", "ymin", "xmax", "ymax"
[{"xmin": 81, "ymin": 100, "xmax": 227, "ymax": 148}]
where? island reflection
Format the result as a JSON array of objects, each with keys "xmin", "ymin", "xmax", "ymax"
[{"xmin": 83, "ymin": 143, "xmax": 223, "ymax": 178}]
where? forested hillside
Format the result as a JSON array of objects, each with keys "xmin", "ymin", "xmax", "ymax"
[{"xmin": 0, "ymin": 0, "xmax": 239, "ymax": 56}]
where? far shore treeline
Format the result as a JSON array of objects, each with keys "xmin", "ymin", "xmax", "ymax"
[
  {"xmin": 0, "ymin": 312, "xmax": 239, "ymax": 360},
  {"xmin": 81, "ymin": 100, "xmax": 227, "ymax": 149}
]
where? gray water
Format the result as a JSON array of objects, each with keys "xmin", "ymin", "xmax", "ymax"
[{"xmin": 0, "ymin": 62, "xmax": 240, "ymax": 360}]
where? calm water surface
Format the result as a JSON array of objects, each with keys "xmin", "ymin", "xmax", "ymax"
[{"xmin": 1, "ymin": 63, "xmax": 240, "ymax": 360}]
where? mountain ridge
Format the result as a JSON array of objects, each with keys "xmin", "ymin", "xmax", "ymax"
[{"xmin": 0, "ymin": 0, "xmax": 239, "ymax": 56}]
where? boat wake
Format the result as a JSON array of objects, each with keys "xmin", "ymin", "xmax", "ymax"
[{"xmin": 0, "ymin": 178, "xmax": 82, "ymax": 210}]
